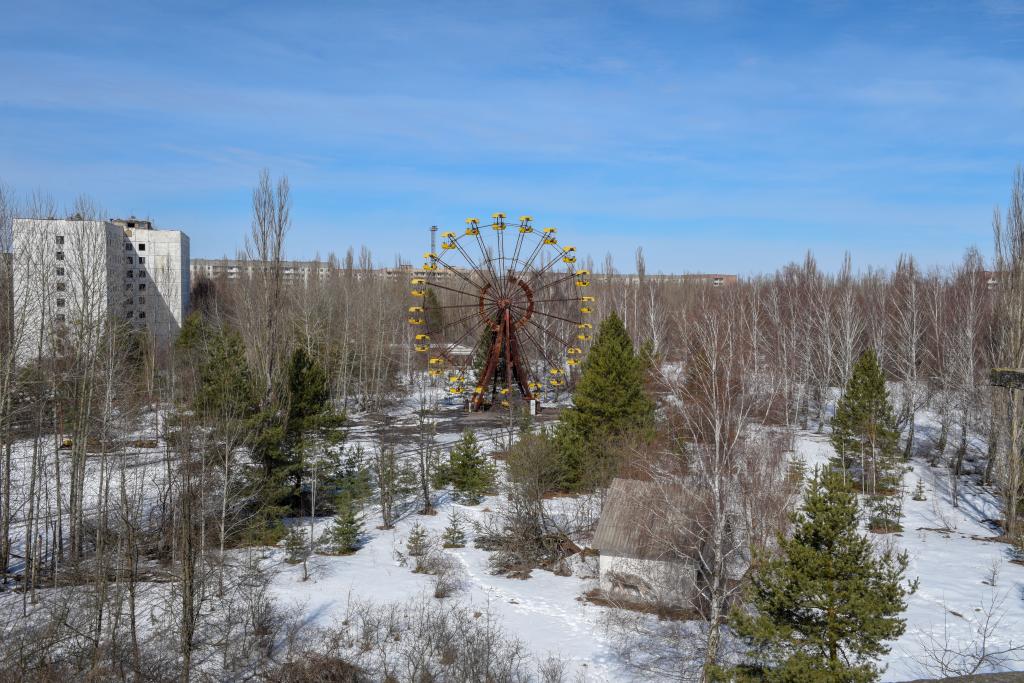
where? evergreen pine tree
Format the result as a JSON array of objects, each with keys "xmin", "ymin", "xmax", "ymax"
[
  {"xmin": 727, "ymin": 468, "xmax": 914, "ymax": 683},
  {"xmin": 321, "ymin": 494, "xmax": 363, "ymax": 555},
  {"xmin": 443, "ymin": 429, "xmax": 496, "ymax": 504},
  {"xmin": 554, "ymin": 311, "xmax": 653, "ymax": 490},
  {"xmin": 283, "ymin": 527, "xmax": 309, "ymax": 565},
  {"xmin": 442, "ymin": 509, "xmax": 466, "ymax": 548},
  {"xmin": 278, "ymin": 347, "xmax": 346, "ymax": 510},
  {"xmin": 406, "ymin": 522, "xmax": 430, "ymax": 558},
  {"xmin": 831, "ymin": 350, "xmax": 900, "ymax": 496}
]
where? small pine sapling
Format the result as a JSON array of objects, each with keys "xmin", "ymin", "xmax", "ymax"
[
  {"xmin": 912, "ymin": 478, "xmax": 926, "ymax": 501},
  {"xmin": 406, "ymin": 522, "xmax": 430, "ymax": 558},
  {"xmin": 284, "ymin": 527, "xmax": 309, "ymax": 565},
  {"xmin": 321, "ymin": 495, "xmax": 363, "ymax": 555},
  {"xmin": 442, "ymin": 510, "xmax": 467, "ymax": 548}
]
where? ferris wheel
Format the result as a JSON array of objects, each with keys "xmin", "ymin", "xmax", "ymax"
[{"xmin": 408, "ymin": 214, "xmax": 594, "ymax": 411}]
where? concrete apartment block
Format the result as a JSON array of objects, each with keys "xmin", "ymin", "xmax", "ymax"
[{"xmin": 11, "ymin": 217, "xmax": 189, "ymax": 358}]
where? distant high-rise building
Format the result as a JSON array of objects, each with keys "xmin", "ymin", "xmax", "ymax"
[{"xmin": 11, "ymin": 216, "xmax": 189, "ymax": 357}]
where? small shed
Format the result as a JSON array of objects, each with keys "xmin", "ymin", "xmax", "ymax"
[{"xmin": 592, "ymin": 477, "xmax": 696, "ymax": 607}]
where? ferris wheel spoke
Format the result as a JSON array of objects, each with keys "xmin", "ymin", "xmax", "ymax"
[
  {"xmin": 451, "ymin": 236, "xmax": 505, "ymax": 297},
  {"xmin": 531, "ymin": 296, "xmax": 585, "ymax": 304},
  {"xmin": 510, "ymin": 302, "xmax": 583, "ymax": 329},
  {"xmin": 475, "ymin": 230, "xmax": 507, "ymax": 297},
  {"xmin": 432, "ymin": 252, "xmax": 498, "ymax": 300},
  {"xmin": 525, "ymin": 249, "xmax": 570, "ymax": 288},
  {"xmin": 497, "ymin": 226, "xmax": 506, "ymax": 297},
  {"xmin": 503, "ymin": 229, "xmax": 529, "ymax": 295},
  {"xmin": 528, "ymin": 270, "xmax": 579, "ymax": 295},
  {"xmin": 516, "ymin": 321, "xmax": 565, "ymax": 376},
  {"xmin": 518, "ymin": 317, "xmax": 578, "ymax": 372},
  {"xmin": 434, "ymin": 316, "xmax": 490, "ymax": 367},
  {"xmin": 425, "ymin": 278, "xmax": 495, "ymax": 304},
  {"xmin": 434, "ymin": 302, "xmax": 499, "ymax": 310},
  {"xmin": 428, "ymin": 307, "xmax": 489, "ymax": 336},
  {"xmin": 514, "ymin": 237, "xmax": 547, "ymax": 287}
]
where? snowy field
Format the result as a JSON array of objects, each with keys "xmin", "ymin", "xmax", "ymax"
[
  {"xmin": 2, "ymin": 389, "xmax": 1023, "ymax": 681},
  {"xmin": 266, "ymin": 417, "xmax": 1024, "ymax": 681}
]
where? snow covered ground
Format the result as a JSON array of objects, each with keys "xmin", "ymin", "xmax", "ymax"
[{"xmin": 3, "ymin": 388, "xmax": 1023, "ymax": 680}]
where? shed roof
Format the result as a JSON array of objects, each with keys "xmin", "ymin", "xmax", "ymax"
[{"xmin": 593, "ymin": 477, "xmax": 689, "ymax": 562}]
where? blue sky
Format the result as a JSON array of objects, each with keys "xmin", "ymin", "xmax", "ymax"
[{"xmin": 1, "ymin": 1, "xmax": 1023, "ymax": 274}]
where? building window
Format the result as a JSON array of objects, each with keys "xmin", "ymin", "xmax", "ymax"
[
  {"xmin": 138, "ymin": 270, "xmax": 146, "ymax": 278},
  {"xmin": 137, "ymin": 243, "xmax": 146, "ymax": 251},
  {"xmin": 126, "ymin": 270, "xmax": 133, "ymax": 278},
  {"xmin": 56, "ymin": 251, "xmax": 65, "ymax": 260},
  {"xmin": 138, "ymin": 312, "xmax": 146, "ymax": 319},
  {"xmin": 125, "ymin": 311, "xmax": 133, "ymax": 319},
  {"xmin": 125, "ymin": 243, "xmax": 132, "ymax": 251},
  {"xmin": 56, "ymin": 267, "xmax": 65, "ymax": 276},
  {"xmin": 56, "ymin": 283, "xmax": 66, "ymax": 292},
  {"xmin": 126, "ymin": 256, "xmax": 133, "ymax": 264},
  {"xmin": 139, "ymin": 257, "xmax": 146, "ymax": 264},
  {"xmin": 56, "ymin": 298, "xmax": 65, "ymax": 307},
  {"xmin": 138, "ymin": 283, "xmax": 146, "ymax": 291},
  {"xmin": 138, "ymin": 296, "xmax": 146, "ymax": 305},
  {"xmin": 56, "ymin": 235, "xmax": 64, "ymax": 245},
  {"xmin": 55, "ymin": 313, "xmax": 66, "ymax": 322}
]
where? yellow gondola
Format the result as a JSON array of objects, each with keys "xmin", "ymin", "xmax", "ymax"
[
  {"xmin": 422, "ymin": 263, "xmax": 437, "ymax": 271},
  {"xmin": 448, "ymin": 375, "xmax": 464, "ymax": 383},
  {"xmin": 581, "ymin": 296, "xmax": 595, "ymax": 302},
  {"xmin": 550, "ymin": 379, "xmax": 564, "ymax": 387},
  {"xmin": 411, "ymin": 289, "xmax": 425, "ymax": 297},
  {"xmin": 575, "ymin": 269, "xmax": 590, "ymax": 276},
  {"xmin": 500, "ymin": 387, "xmax": 510, "ymax": 395},
  {"xmin": 410, "ymin": 277, "xmax": 426, "ymax": 285},
  {"xmin": 519, "ymin": 215, "xmax": 532, "ymax": 222},
  {"xmin": 492, "ymin": 212, "xmax": 506, "ymax": 219},
  {"xmin": 575, "ymin": 280, "xmax": 590, "ymax": 287},
  {"xmin": 429, "ymin": 357, "xmax": 445, "ymax": 365},
  {"xmin": 466, "ymin": 226, "xmax": 480, "ymax": 235},
  {"xmin": 543, "ymin": 227, "xmax": 557, "ymax": 233},
  {"xmin": 549, "ymin": 368, "xmax": 563, "ymax": 375},
  {"xmin": 474, "ymin": 386, "xmax": 485, "ymax": 394},
  {"xmin": 424, "ymin": 252, "xmax": 437, "ymax": 259},
  {"xmin": 441, "ymin": 231, "xmax": 456, "ymax": 238},
  {"xmin": 415, "ymin": 334, "xmax": 430, "ymax": 341},
  {"xmin": 580, "ymin": 307, "xmax": 592, "ymax": 314},
  {"xmin": 528, "ymin": 381, "xmax": 542, "ymax": 391},
  {"xmin": 428, "ymin": 369, "xmax": 443, "ymax": 377},
  {"xmin": 442, "ymin": 241, "xmax": 456, "ymax": 250},
  {"xmin": 415, "ymin": 344, "xmax": 429, "ymax": 352},
  {"xmin": 466, "ymin": 217, "xmax": 480, "ymax": 224},
  {"xmin": 500, "ymin": 400, "xmax": 510, "ymax": 407},
  {"xmin": 544, "ymin": 237, "xmax": 558, "ymax": 245},
  {"xmin": 409, "ymin": 306, "xmax": 424, "ymax": 313},
  {"xmin": 449, "ymin": 387, "xmax": 464, "ymax": 394},
  {"xmin": 519, "ymin": 225, "xmax": 534, "ymax": 233},
  {"xmin": 567, "ymin": 358, "xmax": 579, "ymax": 366},
  {"xmin": 578, "ymin": 322, "xmax": 592, "ymax": 329},
  {"xmin": 562, "ymin": 246, "xmax": 575, "ymax": 252},
  {"xmin": 562, "ymin": 256, "xmax": 576, "ymax": 264},
  {"xmin": 577, "ymin": 334, "xmax": 591, "ymax": 341},
  {"xmin": 409, "ymin": 317, "xmax": 425, "ymax": 325},
  {"xmin": 567, "ymin": 347, "xmax": 582, "ymax": 355}
]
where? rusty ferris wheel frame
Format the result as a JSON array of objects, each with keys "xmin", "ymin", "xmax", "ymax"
[{"xmin": 408, "ymin": 214, "xmax": 595, "ymax": 412}]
